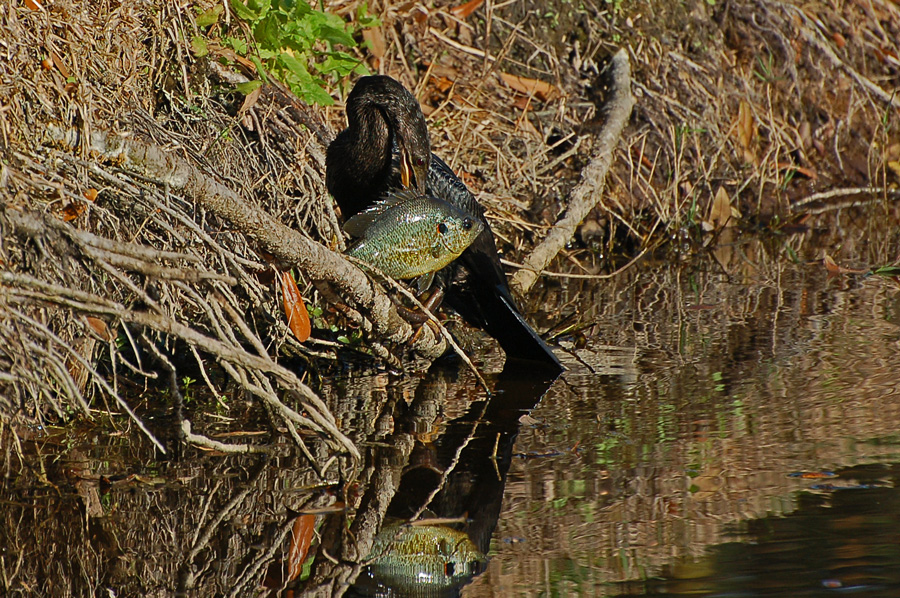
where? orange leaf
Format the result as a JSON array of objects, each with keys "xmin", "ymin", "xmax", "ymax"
[
  {"xmin": 499, "ymin": 73, "xmax": 558, "ymax": 102},
  {"xmin": 50, "ymin": 51, "xmax": 71, "ymax": 78},
  {"xmin": 83, "ymin": 188, "xmax": 99, "ymax": 202},
  {"xmin": 832, "ymin": 32, "xmax": 846, "ymax": 49},
  {"xmin": 776, "ymin": 162, "xmax": 817, "ymax": 180},
  {"xmin": 24, "ymin": 0, "xmax": 44, "ymax": 10},
  {"xmin": 286, "ymin": 514, "xmax": 316, "ymax": 582},
  {"xmin": 450, "ymin": 0, "xmax": 484, "ymax": 19},
  {"xmin": 281, "ymin": 271, "xmax": 310, "ymax": 342},
  {"xmin": 61, "ymin": 201, "xmax": 86, "ymax": 221},
  {"xmin": 85, "ymin": 316, "xmax": 115, "ymax": 341}
]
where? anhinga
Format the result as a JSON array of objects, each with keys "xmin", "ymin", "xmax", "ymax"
[{"xmin": 327, "ymin": 75, "xmax": 562, "ymax": 373}]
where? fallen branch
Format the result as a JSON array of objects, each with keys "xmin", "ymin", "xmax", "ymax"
[
  {"xmin": 44, "ymin": 125, "xmax": 447, "ymax": 361},
  {"xmin": 511, "ymin": 48, "xmax": 635, "ymax": 294}
]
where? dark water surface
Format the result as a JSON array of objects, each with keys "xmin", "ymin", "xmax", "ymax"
[
  {"xmin": 459, "ymin": 258, "xmax": 900, "ymax": 597},
  {"xmin": 4, "ymin": 246, "xmax": 900, "ymax": 597}
]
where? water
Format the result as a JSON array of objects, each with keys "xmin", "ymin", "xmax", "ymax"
[
  {"xmin": 460, "ymin": 259, "xmax": 900, "ymax": 597},
  {"xmin": 3, "ymin": 250, "xmax": 900, "ymax": 596}
]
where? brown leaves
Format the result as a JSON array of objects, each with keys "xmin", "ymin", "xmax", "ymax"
[
  {"xmin": 286, "ymin": 514, "xmax": 316, "ymax": 582},
  {"xmin": 499, "ymin": 73, "xmax": 559, "ymax": 102},
  {"xmin": 59, "ymin": 188, "xmax": 98, "ymax": 221},
  {"xmin": 363, "ymin": 27, "xmax": 385, "ymax": 60},
  {"xmin": 84, "ymin": 316, "xmax": 116, "ymax": 342},
  {"xmin": 281, "ymin": 271, "xmax": 310, "ymax": 342},
  {"xmin": 706, "ymin": 187, "xmax": 741, "ymax": 231},
  {"xmin": 450, "ymin": 0, "xmax": 485, "ymax": 19},
  {"xmin": 735, "ymin": 99, "xmax": 757, "ymax": 164}
]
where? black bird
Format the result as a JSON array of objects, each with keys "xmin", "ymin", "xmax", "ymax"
[{"xmin": 327, "ymin": 75, "xmax": 562, "ymax": 372}]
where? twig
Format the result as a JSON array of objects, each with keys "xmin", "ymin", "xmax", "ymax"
[
  {"xmin": 783, "ymin": 4, "xmax": 900, "ymax": 110},
  {"xmin": 181, "ymin": 420, "xmax": 270, "ymax": 454},
  {"xmin": 501, "ymin": 246, "xmax": 650, "ymax": 280},
  {"xmin": 511, "ymin": 48, "xmax": 635, "ymax": 294},
  {"xmin": 790, "ymin": 186, "xmax": 899, "ymax": 210}
]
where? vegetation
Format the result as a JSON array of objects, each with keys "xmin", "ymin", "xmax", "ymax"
[{"xmin": 196, "ymin": 0, "xmax": 378, "ymax": 104}]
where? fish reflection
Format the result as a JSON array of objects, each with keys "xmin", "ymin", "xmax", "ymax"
[
  {"xmin": 348, "ymin": 361, "xmax": 559, "ymax": 597},
  {"xmin": 355, "ymin": 523, "xmax": 486, "ymax": 596}
]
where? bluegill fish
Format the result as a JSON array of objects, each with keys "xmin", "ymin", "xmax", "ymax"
[
  {"xmin": 360, "ymin": 523, "xmax": 486, "ymax": 592},
  {"xmin": 345, "ymin": 190, "xmax": 483, "ymax": 291}
]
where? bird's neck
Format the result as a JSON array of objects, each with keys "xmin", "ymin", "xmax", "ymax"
[{"xmin": 347, "ymin": 101, "xmax": 392, "ymax": 170}]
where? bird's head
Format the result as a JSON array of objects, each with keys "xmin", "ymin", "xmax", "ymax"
[{"xmin": 343, "ymin": 75, "xmax": 431, "ymax": 194}]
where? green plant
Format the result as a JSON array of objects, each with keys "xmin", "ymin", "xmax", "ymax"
[{"xmin": 203, "ymin": 0, "xmax": 378, "ymax": 105}]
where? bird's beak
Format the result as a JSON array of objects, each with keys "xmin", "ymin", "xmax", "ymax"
[
  {"xmin": 400, "ymin": 152, "xmax": 413, "ymax": 189},
  {"xmin": 400, "ymin": 152, "xmax": 427, "ymax": 194}
]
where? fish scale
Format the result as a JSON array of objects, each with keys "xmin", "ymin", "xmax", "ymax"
[{"xmin": 346, "ymin": 190, "xmax": 483, "ymax": 288}]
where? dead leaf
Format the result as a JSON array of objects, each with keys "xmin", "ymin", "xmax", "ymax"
[
  {"xmin": 281, "ymin": 271, "xmax": 310, "ymax": 342},
  {"xmin": 450, "ymin": 0, "xmax": 485, "ymax": 19},
  {"xmin": 433, "ymin": 76, "xmax": 453, "ymax": 93},
  {"xmin": 24, "ymin": 0, "xmax": 44, "ymax": 10},
  {"xmin": 499, "ymin": 73, "xmax": 558, "ymax": 102},
  {"xmin": 287, "ymin": 514, "xmax": 316, "ymax": 582},
  {"xmin": 50, "ymin": 50, "xmax": 71, "ymax": 79},
  {"xmin": 887, "ymin": 160, "xmax": 900, "ymax": 181},
  {"xmin": 238, "ymin": 84, "xmax": 262, "ymax": 116},
  {"xmin": 83, "ymin": 188, "xmax": 99, "ymax": 202},
  {"xmin": 709, "ymin": 187, "xmax": 734, "ymax": 230},
  {"xmin": 363, "ymin": 27, "xmax": 385, "ymax": 59},
  {"xmin": 823, "ymin": 254, "xmax": 867, "ymax": 275},
  {"xmin": 736, "ymin": 99, "xmax": 756, "ymax": 162},
  {"xmin": 832, "ymin": 32, "xmax": 846, "ymax": 49},
  {"xmin": 776, "ymin": 162, "xmax": 817, "ymax": 180},
  {"xmin": 85, "ymin": 316, "xmax": 116, "ymax": 342},
  {"xmin": 61, "ymin": 201, "xmax": 86, "ymax": 221}
]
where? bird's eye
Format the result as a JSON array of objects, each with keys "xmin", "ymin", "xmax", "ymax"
[
  {"xmin": 415, "ymin": 157, "xmax": 426, "ymax": 167},
  {"xmin": 462, "ymin": 218, "xmax": 473, "ymax": 231},
  {"xmin": 438, "ymin": 222, "xmax": 448, "ymax": 234}
]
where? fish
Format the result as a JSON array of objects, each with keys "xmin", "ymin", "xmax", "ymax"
[
  {"xmin": 345, "ymin": 190, "xmax": 483, "ymax": 292},
  {"xmin": 360, "ymin": 523, "xmax": 487, "ymax": 591}
]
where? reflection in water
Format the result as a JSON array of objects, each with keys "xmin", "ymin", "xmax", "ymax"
[
  {"xmin": 4, "ymin": 255, "xmax": 900, "ymax": 597},
  {"xmin": 356, "ymin": 523, "xmax": 486, "ymax": 596},
  {"xmin": 462, "ymin": 259, "xmax": 900, "ymax": 597},
  {"xmin": 620, "ymin": 464, "xmax": 900, "ymax": 596},
  {"xmin": 346, "ymin": 360, "xmax": 559, "ymax": 597}
]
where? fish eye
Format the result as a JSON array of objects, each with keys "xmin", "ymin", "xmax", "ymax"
[
  {"xmin": 438, "ymin": 222, "xmax": 448, "ymax": 234},
  {"xmin": 462, "ymin": 218, "xmax": 473, "ymax": 231}
]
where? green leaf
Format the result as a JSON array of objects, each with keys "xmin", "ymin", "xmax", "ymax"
[
  {"xmin": 196, "ymin": 5, "xmax": 223, "ymax": 27},
  {"xmin": 356, "ymin": 2, "xmax": 381, "ymax": 28},
  {"xmin": 315, "ymin": 22, "xmax": 356, "ymax": 47},
  {"xmin": 314, "ymin": 52, "xmax": 362, "ymax": 77},
  {"xmin": 191, "ymin": 35, "xmax": 209, "ymax": 57},
  {"xmin": 250, "ymin": 55, "xmax": 269, "ymax": 83},
  {"xmin": 873, "ymin": 265, "xmax": 900, "ymax": 277},
  {"xmin": 224, "ymin": 36, "xmax": 248, "ymax": 55},
  {"xmin": 230, "ymin": 0, "xmax": 260, "ymax": 21},
  {"xmin": 235, "ymin": 80, "xmax": 264, "ymax": 95}
]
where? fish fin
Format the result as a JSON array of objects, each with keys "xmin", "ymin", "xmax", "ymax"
[
  {"xmin": 416, "ymin": 271, "xmax": 435, "ymax": 293},
  {"xmin": 343, "ymin": 189, "xmax": 422, "ymax": 237}
]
